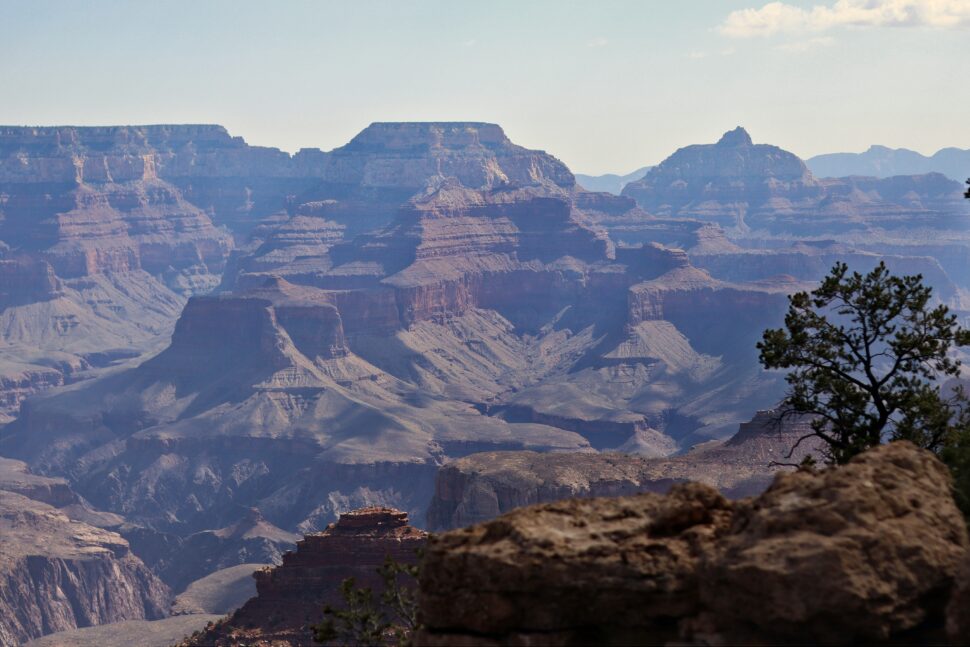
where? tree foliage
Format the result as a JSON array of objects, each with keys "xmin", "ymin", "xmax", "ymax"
[
  {"xmin": 758, "ymin": 261, "xmax": 970, "ymax": 465},
  {"xmin": 312, "ymin": 555, "xmax": 420, "ymax": 646}
]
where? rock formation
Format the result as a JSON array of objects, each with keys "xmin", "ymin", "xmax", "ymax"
[
  {"xmin": 0, "ymin": 455, "xmax": 181, "ymax": 645},
  {"xmin": 184, "ymin": 506, "xmax": 426, "ymax": 647},
  {"xmin": 621, "ymin": 126, "xmax": 822, "ymax": 230},
  {"xmin": 127, "ymin": 509, "xmax": 299, "ymax": 593},
  {"xmin": 0, "ymin": 490, "xmax": 170, "ymax": 645},
  {"xmin": 4, "ymin": 120, "xmax": 970, "ymax": 632},
  {"xmin": 621, "ymin": 128, "xmax": 968, "ymax": 237},
  {"xmin": 426, "ymin": 408, "xmax": 819, "ymax": 530},
  {"xmin": 417, "ymin": 442, "xmax": 969, "ymax": 645},
  {"xmin": 3, "ymin": 124, "xmax": 805, "ymax": 567}
]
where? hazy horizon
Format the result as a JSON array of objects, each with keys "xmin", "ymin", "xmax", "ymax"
[{"xmin": 3, "ymin": 0, "xmax": 969, "ymax": 174}]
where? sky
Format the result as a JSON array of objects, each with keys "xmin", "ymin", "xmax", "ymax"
[{"xmin": 1, "ymin": 0, "xmax": 968, "ymax": 174}]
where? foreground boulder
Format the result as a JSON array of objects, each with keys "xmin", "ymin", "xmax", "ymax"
[
  {"xmin": 421, "ymin": 483, "xmax": 732, "ymax": 645},
  {"xmin": 947, "ymin": 553, "xmax": 970, "ymax": 643},
  {"xmin": 417, "ymin": 442, "xmax": 969, "ymax": 645},
  {"xmin": 697, "ymin": 440, "xmax": 968, "ymax": 644}
]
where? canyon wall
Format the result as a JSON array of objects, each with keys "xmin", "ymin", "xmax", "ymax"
[{"xmin": 0, "ymin": 461, "xmax": 170, "ymax": 645}]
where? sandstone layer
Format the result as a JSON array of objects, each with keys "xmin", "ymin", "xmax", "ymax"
[{"xmin": 417, "ymin": 442, "xmax": 969, "ymax": 645}]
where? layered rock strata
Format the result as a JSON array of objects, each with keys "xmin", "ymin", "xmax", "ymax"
[
  {"xmin": 185, "ymin": 506, "xmax": 427, "ymax": 646},
  {"xmin": 8, "ymin": 120, "xmax": 969, "ymax": 608},
  {"xmin": 0, "ymin": 490, "xmax": 171, "ymax": 645},
  {"xmin": 621, "ymin": 127, "xmax": 968, "ymax": 236},
  {"xmin": 417, "ymin": 442, "xmax": 969, "ymax": 645},
  {"xmin": 427, "ymin": 409, "xmax": 818, "ymax": 530}
]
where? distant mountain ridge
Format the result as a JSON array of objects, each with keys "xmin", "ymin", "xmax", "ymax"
[
  {"xmin": 578, "ymin": 143, "xmax": 970, "ymax": 196},
  {"xmin": 575, "ymin": 166, "xmax": 653, "ymax": 195},
  {"xmin": 806, "ymin": 144, "xmax": 970, "ymax": 181}
]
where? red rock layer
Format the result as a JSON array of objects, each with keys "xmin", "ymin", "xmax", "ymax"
[{"xmin": 186, "ymin": 507, "xmax": 427, "ymax": 646}]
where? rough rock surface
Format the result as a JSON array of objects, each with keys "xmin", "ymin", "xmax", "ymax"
[
  {"xmin": 0, "ymin": 490, "xmax": 171, "ymax": 645},
  {"xmin": 698, "ymin": 441, "xmax": 968, "ymax": 644},
  {"xmin": 417, "ymin": 442, "xmax": 969, "ymax": 645},
  {"xmin": 420, "ymin": 483, "xmax": 734, "ymax": 645},
  {"xmin": 947, "ymin": 552, "xmax": 970, "ymax": 644},
  {"xmin": 184, "ymin": 506, "xmax": 427, "ymax": 647}
]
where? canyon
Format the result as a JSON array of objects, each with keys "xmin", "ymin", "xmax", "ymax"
[{"xmin": 0, "ymin": 121, "xmax": 967, "ymax": 643}]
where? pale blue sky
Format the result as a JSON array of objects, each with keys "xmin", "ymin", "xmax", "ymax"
[{"xmin": 1, "ymin": 0, "xmax": 968, "ymax": 174}]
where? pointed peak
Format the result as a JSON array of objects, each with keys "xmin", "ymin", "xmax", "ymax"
[{"xmin": 716, "ymin": 127, "xmax": 753, "ymax": 147}]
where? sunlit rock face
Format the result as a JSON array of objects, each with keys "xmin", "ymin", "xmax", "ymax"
[
  {"xmin": 621, "ymin": 127, "xmax": 968, "ymax": 237},
  {"xmin": 5, "ymin": 119, "xmax": 969, "ymax": 622},
  {"xmin": 0, "ymin": 461, "xmax": 170, "ymax": 645},
  {"xmin": 181, "ymin": 506, "xmax": 427, "ymax": 647},
  {"xmin": 418, "ymin": 442, "xmax": 969, "ymax": 645}
]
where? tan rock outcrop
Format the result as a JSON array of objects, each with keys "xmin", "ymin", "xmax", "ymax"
[
  {"xmin": 420, "ymin": 483, "xmax": 733, "ymax": 645},
  {"xmin": 417, "ymin": 442, "xmax": 969, "ymax": 645},
  {"xmin": 698, "ymin": 440, "xmax": 968, "ymax": 644}
]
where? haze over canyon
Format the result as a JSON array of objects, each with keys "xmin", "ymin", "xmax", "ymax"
[{"xmin": 0, "ymin": 120, "xmax": 967, "ymax": 645}]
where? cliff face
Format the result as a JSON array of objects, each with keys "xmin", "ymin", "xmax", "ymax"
[
  {"xmin": 621, "ymin": 127, "xmax": 821, "ymax": 230},
  {"xmin": 185, "ymin": 507, "xmax": 427, "ymax": 647},
  {"xmin": 0, "ymin": 127, "xmax": 233, "ymax": 283},
  {"xmin": 0, "ymin": 124, "xmax": 799, "ymax": 556},
  {"xmin": 620, "ymin": 127, "xmax": 968, "ymax": 237},
  {"xmin": 426, "ymin": 408, "xmax": 820, "ymax": 530},
  {"xmin": 0, "ymin": 126, "xmax": 245, "ymax": 419},
  {"xmin": 125, "ymin": 508, "xmax": 300, "ymax": 593},
  {"xmin": 6, "ymin": 120, "xmax": 969, "ymax": 613},
  {"xmin": 0, "ymin": 490, "xmax": 170, "ymax": 645},
  {"xmin": 418, "ymin": 442, "xmax": 969, "ymax": 645}
]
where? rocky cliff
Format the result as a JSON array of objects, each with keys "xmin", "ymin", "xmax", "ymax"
[
  {"xmin": 6, "ymin": 120, "xmax": 969, "ymax": 617},
  {"xmin": 183, "ymin": 507, "xmax": 426, "ymax": 647},
  {"xmin": 621, "ymin": 127, "xmax": 969, "ymax": 238},
  {"xmin": 426, "ymin": 408, "xmax": 819, "ymax": 530},
  {"xmin": 417, "ymin": 441, "xmax": 969, "ymax": 645},
  {"xmin": 3, "ymin": 123, "xmax": 804, "ymax": 560},
  {"xmin": 0, "ymin": 490, "xmax": 170, "ymax": 645}
]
